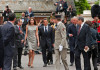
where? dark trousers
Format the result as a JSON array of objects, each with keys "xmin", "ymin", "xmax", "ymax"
[
  {"xmin": 88, "ymin": 45, "xmax": 98, "ymax": 70},
  {"xmin": 13, "ymin": 48, "xmax": 23, "ymax": 68},
  {"xmin": 18, "ymin": 48, "xmax": 23, "ymax": 66},
  {"xmin": 97, "ymin": 43, "xmax": 100, "ymax": 63},
  {"xmin": 3, "ymin": 56, "xmax": 13, "ymax": 70},
  {"xmin": 47, "ymin": 50, "xmax": 53, "ymax": 63},
  {"xmin": 70, "ymin": 45, "xmax": 75, "ymax": 63},
  {"xmin": 70, "ymin": 51, "xmax": 74, "ymax": 63},
  {"xmin": 75, "ymin": 47, "xmax": 91, "ymax": 70},
  {"xmin": 0, "ymin": 50, "xmax": 4, "ymax": 68},
  {"xmin": 42, "ymin": 44, "xmax": 52, "ymax": 64}
]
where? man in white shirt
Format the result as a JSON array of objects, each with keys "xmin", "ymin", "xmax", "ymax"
[{"xmin": 39, "ymin": 18, "xmax": 54, "ymax": 67}]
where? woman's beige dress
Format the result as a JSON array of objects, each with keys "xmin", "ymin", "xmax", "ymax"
[{"xmin": 27, "ymin": 25, "xmax": 37, "ymax": 51}]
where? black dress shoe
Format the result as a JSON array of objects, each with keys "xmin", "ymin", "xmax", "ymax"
[
  {"xmin": 13, "ymin": 67, "xmax": 17, "ymax": 70},
  {"xmin": 94, "ymin": 68, "xmax": 98, "ymax": 70},
  {"xmin": 18, "ymin": 66, "xmax": 24, "ymax": 69},
  {"xmin": 70, "ymin": 63, "xmax": 73, "ymax": 66},
  {"xmin": 43, "ymin": 64, "xmax": 47, "ymax": 67}
]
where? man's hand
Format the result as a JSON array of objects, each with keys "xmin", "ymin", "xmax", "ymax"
[
  {"xmin": 21, "ymin": 40, "xmax": 24, "ymax": 43},
  {"xmin": 20, "ymin": 30, "xmax": 23, "ymax": 34},
  {"xmin": 38, "ymin": 42, "xmax": 40, "ymax": 47},
  {"xmin": 52, "ymin": 44, "xmax": 54, "ymax": 47},
  {"xmin": 69, "ymin": 34, "xmax": 73, "ymax": 37},
  {"xmin": 0, "ymin": 68, "xmax": 2, "ymax": 70},
  {"xmin": 84, "ymin": 46, "xmax": 89, "ymax": 52}
]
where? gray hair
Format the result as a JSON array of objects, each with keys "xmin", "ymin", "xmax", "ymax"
[
  {"xmin": 72, "ymin": 16, "xmax": 78, "ymax": 20},
  {"xmin": 78, "ymin": 16, "xmax": 84, "ymax": 22}
]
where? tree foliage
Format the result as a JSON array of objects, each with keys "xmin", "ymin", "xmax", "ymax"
[{"xmin": 74, "ymin": 0, "xmax": 91, "ymax": 14}]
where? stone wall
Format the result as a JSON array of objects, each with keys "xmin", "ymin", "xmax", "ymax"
[
  {"xmin": 0, "ymin": 0, "xmax": 58, "ymax": 12},
  {"xmin": 0, "ymin": 0, "xmax": 76, "ymax": 12}
]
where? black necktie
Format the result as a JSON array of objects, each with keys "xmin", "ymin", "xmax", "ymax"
[{"xmin": 45, "ymin": 26, "xmax": 47, "ymax": 33}]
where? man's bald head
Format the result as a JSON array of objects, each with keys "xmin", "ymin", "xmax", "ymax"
[{"xmin": 28, "ymin": 7, "xmax": 32, "ymax": 13}]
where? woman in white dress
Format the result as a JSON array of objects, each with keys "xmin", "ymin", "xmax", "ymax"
[{"xmin": 25, "ymin": 17, "xmax": 39, "ymax": 68}]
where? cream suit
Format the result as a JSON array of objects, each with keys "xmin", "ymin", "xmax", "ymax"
[{"xmin": 55, "ymin": 21, "xmax": 69, "ymax": 70}]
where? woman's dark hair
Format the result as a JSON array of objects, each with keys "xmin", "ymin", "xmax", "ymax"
[
  {"xmin": 28, "ymin": 17, "xmax": 36, "ymax": 25},
  {"xmin": 85, "ymin": 20, "xmax": 93, "ymax": 27}
]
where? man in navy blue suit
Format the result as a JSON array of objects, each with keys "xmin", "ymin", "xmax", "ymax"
[
  {"xmin": 67, "ymin": 17, "xmax": 77, "ymax": 66},
  {"xmin": 0, "ymin": 25, "xmax": 4, "ymax": 70},
  {"xmin": 75, "ymin": 16, "xmax": 91, "ymax": 70},
  {"xmin": 2, "ymin": 13, "xmax": 16, "ymax": 70}
]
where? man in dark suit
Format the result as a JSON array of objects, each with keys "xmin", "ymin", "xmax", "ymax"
[
  {"xmin": 13, "ymin": 19, "xmax": 24, "ymax": 70},
  {"xmin": 2, "ymin": 13, "xmax": 16, "ymax": 70},
  {"xmin": 67, "ymin": 17, "xmax": 77, "ymax": 66},
  {"xmin": 25, "ymin": 7, "xmax": 34, "ymax": 18},
  {"xmin": 75, "ymin": 16, "xmax": 91, "ymax": 70},
  {"xmin": 0, "ymin": 26, "xmax": 4, "ymax": 70},
  {"xmin": 39, "ymin": 18, "xmax": 54, "ymax": 67}
]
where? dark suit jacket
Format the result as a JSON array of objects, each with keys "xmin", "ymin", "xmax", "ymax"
[
  {"xmin": 25, "ymin": 11, "xmax": 34, "ymax": 17},
  {"xmin": 21, "ymin": 17, "xmax": 28, "ymax": 31},
  {"xmin": 2, "ymin": 22, "xmax": 15, "ymax": 56},
  {"xmin": 67, "ymin": 24, "xmax": 77, "ymax": 51},
  {"xmin": 39, "ymin": 26, "xmax": 54, "ymax": 48},
  {"xmin": 75, "ymin": 23, "xmax": 91, "ymax": 50},
  {"xmin": 14, "ymin": 25, "xmax": 24, "ymax": 48},
  {"xmin": 0, "ymin": 26, "xmax": 4, "ymax": 68}
]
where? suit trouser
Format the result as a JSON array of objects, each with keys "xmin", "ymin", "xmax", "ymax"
[
  {"xmin": 13, "ymin": 48, "xmax": 23, "ymax": 68},
  {"xmin": 75, "ymin": 48, "xmax": 91, "ymax": 70},
  {"xmin": 70, "ymin": 51, "xmax": 74, "ymax": 63},
  {"xmin": 0, "ymin": 50, "xmax": 4, "ymax": 68},
  {"xmin": 55, "ymin": 48, "xmax": 69, "ymax": 70},
  {"xmin": 97, "ymin": 43, "xmax": 100, "ymax": 63},
  {"xmin": 13, "ymin": 48, "xmax": 17, "ymax": 68},
  {"xmin": 42, "ymin": 44, "xmax": 52, "ymax": 64},
  {"xmin": 47, "ymin": 46, "xmax": 53, "ymax": 63},
  {"xmin": 70, "ymin": 46, "xmax": 75, "ymax": 63},
  {"xmin": 88, "ymin": 48, "xmax": 98, "ymax": 70},
  {"xmin": 3, "ymin": 55, "xmax": 13, "ymax": 70}
]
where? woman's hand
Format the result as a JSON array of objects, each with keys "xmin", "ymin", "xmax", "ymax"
[
  {"xmin": 24, "ymin": 41, "xmax": 26, "ymax": 46},
  {"xmin": 38, "ymin": 42, "xmax": 40, "ymax": 47}
]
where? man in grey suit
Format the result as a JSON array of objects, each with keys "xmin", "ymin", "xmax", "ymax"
[
  {"xmin": 2, "ymin": 13, "xmax": 16, "ymax": 70},
  {"xmin": 53, "ymin": 15, "xmax": 69, "ymax": 70},
  {"xmin": 13, "ymin": 19, "xmax": 24, "ymax": 70}
]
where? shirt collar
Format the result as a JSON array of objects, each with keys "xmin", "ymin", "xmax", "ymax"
[
  {"xmin": 17, "ymin": 25, "xmax": 19, "ymax": 28},
  {"xmin": 44, "ymin": 25, "xmax": 48, "ymax": 28},
  {"xmin": 81, "ymin": 22, "xmax": 84, "ymax": 29},
  {"xmin": 8, "ymin": 21, "xmax": 14, "ymax": 26}
]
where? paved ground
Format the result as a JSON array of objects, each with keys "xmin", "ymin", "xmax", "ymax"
[{"xmin": 14, "ymin": 54, "xmax": 100, "ymax": 70}]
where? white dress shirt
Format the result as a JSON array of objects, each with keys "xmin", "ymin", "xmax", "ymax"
[
  {"xmin": 80, "ymin": 22, "xmax": 85, "ymax": 30},
  {"xmin": 44, "ymin": 25, "xmax": 48, "ymax": 32}
]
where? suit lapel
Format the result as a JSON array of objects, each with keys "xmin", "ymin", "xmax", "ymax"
[
  {"xmin": 78, "ymin": 24, "xmax": 85, "ymax": 36},
  {"xmin": 48, "ymin": 26, "xmax": 50, "ymax": 34}
]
